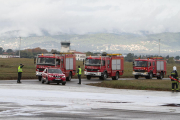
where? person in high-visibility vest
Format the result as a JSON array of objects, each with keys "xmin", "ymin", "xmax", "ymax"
[
  {"xmin": 171, "ymin": 66, "xmax": 179, "ymax": 92},
  {"xmin": 77, "ymin": 66, "xmax": 81, "ymax": 84},
  {"xmin": 17, "ymin": 64, "xmax": 24, "ymax": 83}
]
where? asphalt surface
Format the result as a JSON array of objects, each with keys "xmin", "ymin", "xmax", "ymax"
[{"xmin": 0, "ymin": 77, "xmax": 180, "ymax": 120}]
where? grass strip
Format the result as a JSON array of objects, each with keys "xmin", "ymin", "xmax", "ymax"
[{"xmin": 87, "ymin": 80, "xmax": 172, "ymax": 91}]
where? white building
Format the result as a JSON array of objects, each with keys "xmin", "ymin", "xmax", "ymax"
[
  {"xmin": 0, "ymin": 55, "xmax": 19, "ymax": 58},
  {"xmin": 73, "ymin": 51, "xmax": 86, "ymax": 61},
  {"xmin": 69, "ymin": 50, "xmax": 86, "ymax": 61}
]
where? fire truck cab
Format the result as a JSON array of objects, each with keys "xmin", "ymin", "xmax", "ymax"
[
  {"xmin": 132, "ymin": 57, "xmax": 166, "ymax": 79},
  {"xmin": 35, "ymin": 53, "xmax": 76, "ymax": 81},
  {"xmin": 84, "ymin": 54, "xmax": 124, "ymax": 80}
]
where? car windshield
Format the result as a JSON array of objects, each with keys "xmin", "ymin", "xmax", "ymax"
[
  {"xmin": 85, "ymin": 59, "xmax": 104, "ymax": 66},
  {"xmin": 48, "ymin": 69, "xmax": 62, "ymax": 73},
  {"xmin": 37, "ymin": 57, "xmax": 55, "ymax": 65},
  {"xmin": 134, "ymin": 61, "xmax": 148, "ymax": 67}
]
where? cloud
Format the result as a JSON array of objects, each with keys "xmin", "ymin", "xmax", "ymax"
[{"xmin": 0, "ymin": 0, "xmax": 180, "ymax": 37}]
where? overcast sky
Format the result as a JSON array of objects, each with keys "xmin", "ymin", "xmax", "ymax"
[{"xmin": 0, "ymin": 0, "xmax": 180, "ymax": 37}]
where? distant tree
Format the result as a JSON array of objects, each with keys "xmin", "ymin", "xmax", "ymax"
[
  {"xmin": 166, "ymin": 55, "xmax": 169, "ymax": 59},
  {"xmin": 85, "ymin": 51, "xmax": 94, "ymax": 56},
  {"xmin": 6, "ymin": 49, "xmax": 13, "ymax": 53},
  {"xmin": 125, "ymin": 53, "xmax": 134, "ymax": 62},
  {"xmin": 167, "ymin": 57, "xmax": 175, "ymax": 64},
  {"xmin": 51, "ymin": 49, "xmax": 58, "ymax": 53},
  {"xmin": 0, "ymin": 47, "xmax": 4, "ymax": 54},
  {"xmin": 138, "ymin": 55, "xmax": 141, "ymax": 59},
  {"xmin": 134, "ymin": 55, "xmax": 138, "ymax": 59},
  {"xmin": 94, "ymin": 52, "xmax": 101, "ymax": 56},
  {"xmin": 101, "ymin": 52, "xmax": 107, "ymax": 56},
  {"xmin": 20, "ymin": 50, "xmax": 34, "ymax": 58},
  {"xmin": 32, "ymin": 47, "xmax": 48, "ymax": 55},
  {"xmin": 175, "ymin": 56, "xmax": 180, "ymax": 60}
]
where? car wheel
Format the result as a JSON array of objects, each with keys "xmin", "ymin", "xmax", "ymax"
[
  {"xmin": 45, "ymin": 77, "xmax": 49, "ymax": 84},
  {"xmin": 41, "ymin": 77, "xmax": 44, "ymax": 84},
  {"xmin": 62, "ymin": 82, "xmax": 66, "ymax": 85}
]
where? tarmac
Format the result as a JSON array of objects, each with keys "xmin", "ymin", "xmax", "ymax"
[{"xmin": 0, "ymin": 78, "xmax": 180, "ymax": 120}]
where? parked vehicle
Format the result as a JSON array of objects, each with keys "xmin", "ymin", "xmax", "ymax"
[
  {"xmin": 84, "ymin": 54, "xmax": 124, "ymax": 80},
  {"xmin": 34, "ymin": 53, "xmax": 76, "ymax": 81},
  {"xmin": 132, "ymin": 57, "xmax": 166, "ymax": 79},
  {"xmin": 41, "ymin": 67, "xmax": 66, "ymax": 85}
]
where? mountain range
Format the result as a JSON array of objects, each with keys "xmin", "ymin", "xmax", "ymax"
[{"xmin": 0, "ymin": 32, "xmax": 180, "ymax": 56}]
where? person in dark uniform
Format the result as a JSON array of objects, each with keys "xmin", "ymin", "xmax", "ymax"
[
  {"xmin": 171, "ymin": 66, "xmax": 179, "ymax": 92},
  {"xmin": 17, "ymin": 64, "xmax": 24, "ymax": 83},
  {"xmin": 77, "ymin": 66, "xmax": 82, "ymax": 84}
]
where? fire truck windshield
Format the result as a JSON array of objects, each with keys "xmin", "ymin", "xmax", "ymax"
[
  {"xmin": 37, "ymin": 57, "xmax": 55, "ymax": 65},
  {"xmin": 85, "ymin": 59, "xmax": 104, "ymax": 66},
  {"xmin": 48, "ymin": 69, "xmax": 62, "ymax": 73},
  {"xmin": 134, "ymin": 61, "xmax": 147, "ymax": 67}
]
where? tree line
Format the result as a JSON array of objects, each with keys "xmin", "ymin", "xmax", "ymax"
[
  {"xmin": 0, "ymin": 47, "xmax": 179, "ymax": 64},
  {"xmin": 0, "ymin": 47, "xmax": 56, "ymax": 58}
]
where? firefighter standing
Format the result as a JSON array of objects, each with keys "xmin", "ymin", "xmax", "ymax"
[
  {"xmin": 77, "ymin": 66, "xmax": 81, "ymax": 84},
  {"xmin": 171, "ymin": 66, "xmax": 179, "ymax": 92},
  {"xmin": 17, "ymin": 64, "xmax": 24, "ymax": 83}
]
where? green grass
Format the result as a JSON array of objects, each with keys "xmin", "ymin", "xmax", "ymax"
[
  {"xmin": 88, "ymin": 80, "xmax": 172, "ymax": 91},
  {"xmin": 0, "ymin": 58, "xmax": 84, "ymax": 79},
  {"xmin": 0, "ymin": 58, "xmax": 36, "ymax": 79},
  {"xmin": 0, "ymin": 58, "xmax": 180, "ymax": 80}
]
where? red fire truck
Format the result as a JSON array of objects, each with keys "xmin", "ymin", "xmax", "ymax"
[
  {"xmin": 132, "ymin": 57, "xmax": 166, "ymax": 79},
  {"xmin": 35, "ymin": 53, "xmax": 76, "ymax": 81},
  {"xmin": 84, "ymin": 54, "xmax": 124, "ymax": 80}
]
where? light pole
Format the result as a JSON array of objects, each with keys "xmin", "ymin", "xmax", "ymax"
[
  {"xmin": 159, "ymin": 39, "xmax": 160, "ymax": 56},
  {"xmin": 19, "ymin": 37, "xmax": 21, "ymax": 58}
]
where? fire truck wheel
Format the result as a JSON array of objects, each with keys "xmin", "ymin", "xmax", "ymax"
[
  {"xmin": 57, "ymin": 83, "xmax": 59, "ymax": 85},
  {"xmin": 66, "ymin": 72, "xmax": 72, "ymax": 81},
  {"xmin": 115, "ymin": 72, "xmax": 119, "ymax": 80},
  {"xmin": 149, "ymin": 72, "xmax": 153, "ymax": 79},
  {"xmin": 102, "ymin": 72, "xmax": 107, "ymax": 80},
  {"xmin": 135, "ymin": 75, "xmax": 139, "ymax": 79},
  {"xmin": 112, "ymin": 77, "xmax": 115, "ymax": 80},
  {"xmin": 159, "ymin": 72, "xmax": 163, "ymax": 79},
  {"xmin": 87, "ymin": 75, "xmax": 91, "ymax": 80},
  {"xmin": 38, "ymin": 76, "xmax": 42, "ymax": 81}
]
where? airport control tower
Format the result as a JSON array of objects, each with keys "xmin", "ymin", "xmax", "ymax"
[{"xmin": 60, "ymin": 41, "xmax": 70, "ymax": 52}]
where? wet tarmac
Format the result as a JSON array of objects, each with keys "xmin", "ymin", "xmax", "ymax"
[{"xmin": 0, "ymin": 78, "xmax": 180, "ymax": 119}]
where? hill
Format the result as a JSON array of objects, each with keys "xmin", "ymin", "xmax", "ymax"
[{"xmin": 0, "ymin": 32, "xmax": 180, "ymax": 55}]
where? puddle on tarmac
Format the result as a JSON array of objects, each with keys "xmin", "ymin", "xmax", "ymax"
[
  {"xmin": 161, "ymin": 103, "xmax": 180, "ymax": 107},
  {"xmin": 96, "ymin": 101, "xmax": 132, "ymax": 103},
  {"xmin": 27, "ymin": 104, "xmax": 67, "ymax": 108}
]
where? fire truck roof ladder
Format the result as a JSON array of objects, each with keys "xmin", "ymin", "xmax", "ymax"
[
  {"xmin": 150, "ymin": 57, "xmax": 163, "ymax": 60},
  {"xmin": 107, "ymin": 54, "xmax": 122, "ymax": 56}
]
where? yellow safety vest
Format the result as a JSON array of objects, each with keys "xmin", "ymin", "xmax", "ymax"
[
  {"xmin": 77, "ymin": 68, "xmax": 81, "ymax": 75},
  {"xmin": 18, "ymin": 66, "xmax": 22, "ymax": 72}
]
